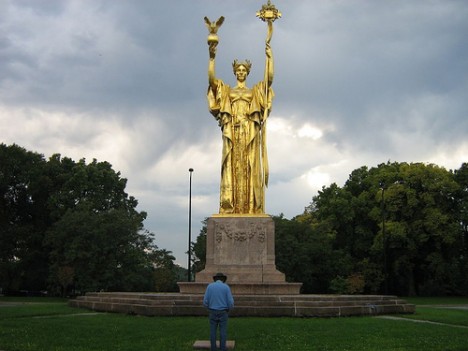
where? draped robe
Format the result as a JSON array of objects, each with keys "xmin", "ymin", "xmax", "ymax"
[{"xmin": 208, "ymin": 79, "xmax": 273, "ymax": 214}]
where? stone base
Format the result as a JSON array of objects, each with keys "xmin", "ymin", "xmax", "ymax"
[
  {"xmin": 178, "ymin": 282, "xmax": 302, "ymax": 295},
  {"xmin": 193, "ymin": 340, "xmax": 235, "ymax": 350},
  {"xmin": 70, "ymin": 292, "xmax": 416, "ymax": 317},
  {"xmin": 195, "ymin": 264, "xmax": 285, "ymax": 283},
  {"xmin": 196, "ymin": 216, "xmax": 286, "ymax": 284}
]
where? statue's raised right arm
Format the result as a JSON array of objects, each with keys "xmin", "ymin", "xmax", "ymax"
[
  {"xmin": 208, "ymin": 43, "xmax": 217, "ymax": 93},
  {"xmin": 265, "ymin": 42, "xmax": 273, "ymax": 89},
  {"xmin": 205, "ymin": 16, "xmax": 224, "ymax": 93}
]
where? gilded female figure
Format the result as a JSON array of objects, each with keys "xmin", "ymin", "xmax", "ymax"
[{"xmin": 207, "ymin": 34, "xmax": 274, "ymax": 214}]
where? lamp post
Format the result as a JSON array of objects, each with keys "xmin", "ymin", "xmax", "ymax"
[
  {"xmin": 188, "ymin": 168, "xmax": 194, "ymax": 282},
  {"xmin": 380, "ymin": 182, "xmax": 388, "ymax": 294}
]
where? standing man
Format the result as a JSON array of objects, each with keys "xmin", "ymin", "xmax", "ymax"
[{"xmin": 203, "ymin": 273, "xmax": 234, "ymax": 351}]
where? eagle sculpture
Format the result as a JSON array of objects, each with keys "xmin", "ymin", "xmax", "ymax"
[{"xmin": 204, "ymin": 16, "xmax": 225, "ymax": 34}]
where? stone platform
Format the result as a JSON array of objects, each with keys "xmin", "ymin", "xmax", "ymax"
[{"xmin": 69, "ymin": 292, "xmax": 415, "ymax": 317}]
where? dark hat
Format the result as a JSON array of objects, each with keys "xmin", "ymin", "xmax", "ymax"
[{"xmin": 213, "ymin": 272, "xmax": 227, "ymax": 281}]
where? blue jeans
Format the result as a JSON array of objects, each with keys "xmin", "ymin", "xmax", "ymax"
[{"xmin": 209, "ymin": 310, "xmax": 229, "ymax": 351}]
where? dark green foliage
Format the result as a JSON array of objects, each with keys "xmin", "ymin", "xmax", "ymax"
[
  {"xmin": 452, "ymin": 163, "xmax": 468, "ymax": 294},
  {"xmin": 191, "ymin": 218, "xmax": 208, "ymax": 274},
  {"xmin": 0, "ymin": 143, "xmax": 177, "ymax": 295},
  {"xmin": 151, "ymin": 248, "xmax": 179, "ymax": 292},
  {"xmin": 274, "ymin": 213, "xmax": 351, "ymax": 293},
  {"xmin": 0, "ymin": 144, "xmax": 50, "ymax": 292},
  {"xmin": 45, "ymin": 208, "xmax": 154, "ymax": 293},
  {"xmin": 275, "ymin": 162, "xmax": 468, "ymax": 296}
]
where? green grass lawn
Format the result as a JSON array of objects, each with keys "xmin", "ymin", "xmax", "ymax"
[{"xmin": 1, "ymin": 297, "xmax": 467, "ymax": 351}]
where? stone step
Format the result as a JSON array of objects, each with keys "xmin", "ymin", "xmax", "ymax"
[
  {"xmin": 70, "ymin": 292, "xmax": 415, "ymax": 317},
  {"xmin": 79, "ymin": 291, "xmax": 402, "ymax": 300},
  {"xmin": 74, "ymin": 295, "xmax": 408, "ymax": 308},
  {"xmin": 71, "ymin": 300, "xmax": 414, "ymax": 317}
]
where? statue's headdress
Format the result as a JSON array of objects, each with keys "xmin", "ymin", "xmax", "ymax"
[{"xmin": 232, "ymin": 59, "xmax": 252, "ymax": 75}]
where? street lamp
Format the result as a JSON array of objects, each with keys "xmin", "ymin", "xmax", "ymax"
[
  {"xmin": 188, "ymin": 168, "xmax": 194, "ymax": 282},
  {"xmin": 380, "ymin": 182, "xmax": 388, "ymax": 294}
]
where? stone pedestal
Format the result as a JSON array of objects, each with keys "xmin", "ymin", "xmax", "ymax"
[
  {"xmin": 178, "ymin": 282, "xmax": 302, "ymax": 295},
  {"xmin": 179, "ymin": 215, "xmax": 301, "ymax": 294}
]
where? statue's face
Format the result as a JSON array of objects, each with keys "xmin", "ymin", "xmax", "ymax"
[{"xmin": 235, "ymin": 65, "xmax": 248, "ymax": 82}]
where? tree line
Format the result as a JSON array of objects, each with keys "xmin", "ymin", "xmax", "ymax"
[
  {"xmin": 3, "ymin": 143, "xmax": 467, "ymax": 297},
  {"xmin": 193, "ymin": 161, "xmax": 468, "ymax": 296},
  {"xmin": 0, "ymin": 143, "xmax": 182, "ymax": 296}
]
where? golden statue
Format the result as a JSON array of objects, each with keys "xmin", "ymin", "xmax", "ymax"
[{"xmin": 206, "ymin": 2, "xmax": 281, "ymax": 215}]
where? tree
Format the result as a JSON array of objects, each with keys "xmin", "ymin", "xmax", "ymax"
[
  {"xmin": 1, "ymin": 143, "xmax": 176, "ymax": 295},
  {"xmin": 0, "ymin": 144, "xmax": 49, "ymax": 293},
  {"xmin": 449, "ymin": 163, "xmax": 468, "ymax": 294},
  {"xmin": 453, "ymin": 163, "xmax": 468, "ymax": 249},
  {"xmin": 305, "ymin": 182, "xmax": 376, "ymax": 293},
  {"xmin": 46, "ymin": 207, "xmax": 155, "ymax": 294},
  {"xmin": 377, "ymin": 163, "xmax": 460, "ymax": 295},
  {"xmin": 44, "ymin": 157, "xmax": 154, "ymax": 294},
  {"xmin": 192, "ymin": 218, "xmax": 208, "ymax": 274},
  {"xmin": 307, "ymin": 161, "xmax": 464, "ymax": 296},
  {"xmin": 152, "ymin": 248, "xmax": 178, "ymax": 292},
  {"xmin": 274, "ymin": 213, "xmax": 350, "ymax": 293}
]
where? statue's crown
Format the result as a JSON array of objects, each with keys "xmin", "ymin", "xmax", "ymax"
[{"xmin": 232, "ymin": 59, "xmax": 252, "ymax": 74}]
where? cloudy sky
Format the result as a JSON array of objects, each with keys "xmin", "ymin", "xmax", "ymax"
[{"xmin": 1, "ymin": 0, "xmax": 467, "ymax": 266}]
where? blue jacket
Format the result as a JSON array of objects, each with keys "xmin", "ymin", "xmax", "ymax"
[{"xmin": 203, "ymin": 280, "xmax": 234, "ymax": 311}]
